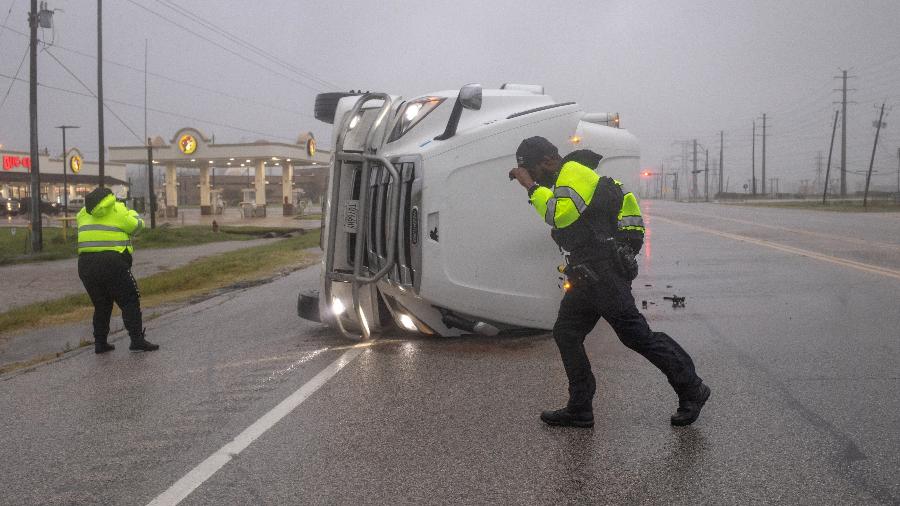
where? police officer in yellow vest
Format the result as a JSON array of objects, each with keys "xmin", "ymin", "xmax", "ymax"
[
  {"xmin": 509, "ymin": 137, "xmax": 709, "ymax": 428},
  {"xmin": 77, "ymin": 187, "xmax": 159, "ymax": 353}
]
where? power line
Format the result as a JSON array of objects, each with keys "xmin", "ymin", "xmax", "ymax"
[
  {"xmin": 50, "ymin": 38, "xmax": 314, "ymax": 118},
  {"xmin": 0, "ymin": 43, "xmax": 26, "ymax": 112},
  {"xmin": 121, "ymin": 0, "xmax": 328, "ymax": 94},
  {"xmin": 154, "ymin": 0, "xmax": 339, "ymax": 90},
  {"xmin": 0, "ymin": 24, "xmax": 313, "ymax": 118},
  {"xmin": 0, "ymin": 0, "xmax": 15, "ymax": 51},
  {"xmin": 42, "ymin": 46, "xmax": 143, "ymax": 143},
  {"xmin": 0, "ymin": 70, "xmax": 296, "ymax": 142}
]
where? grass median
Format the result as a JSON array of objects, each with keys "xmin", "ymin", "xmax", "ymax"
[
  {"xmin": 0, "ymin": 225, "xmax": 304, "ymax": 265},
  {"xmin": 0, "ymin": 229, "xmax": 321, "ymax": 337}
]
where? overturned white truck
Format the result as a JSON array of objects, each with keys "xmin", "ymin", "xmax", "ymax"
[{"xmin": 298, "ymin": 84, "xmax": 639, "ymax": 339}]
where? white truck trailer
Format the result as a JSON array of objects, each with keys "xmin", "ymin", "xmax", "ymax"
[{"xmin": 298, "ymin": 84, "xmax": 640, "ymax": 339}]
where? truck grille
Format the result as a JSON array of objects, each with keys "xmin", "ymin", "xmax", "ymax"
[{"xmin": 344, "ymin": 159, "xmax": 421, "ymax": 290}]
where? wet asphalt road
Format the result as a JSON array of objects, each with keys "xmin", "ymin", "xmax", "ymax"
[{"xmin": 0, "ymin": 200, "xmax": 898, "ymax": 505}]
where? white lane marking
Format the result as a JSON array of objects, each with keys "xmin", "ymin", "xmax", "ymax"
[
  {"xmin": 661, "ymin": 207, "xmax": 900, "ymax": 251},
  {"xmin": 147, "ymin": 346, "xmax": 365, "ymax": 506},
  {"xmin": 654, "ymin": 215, "xmax": 900, "ymax": 281}
]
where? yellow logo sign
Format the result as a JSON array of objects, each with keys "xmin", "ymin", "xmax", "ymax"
[
  {"xmin": 178, "ymin": 134, "xmax": 197, "ymax": 154},
  {"xmin": 307, "ymin": 138, "xmax": 316, "ymax": 157},
  {"xmin": 69, "ymin": 154, "xmax": 82, "ymax": 174}
]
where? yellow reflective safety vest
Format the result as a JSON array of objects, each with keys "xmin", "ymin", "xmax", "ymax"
[
  {"xmin": 617, "ymin": 189, "xmax": 645, "ymax": 247},
  {"xmin": 529, "ymin": 160, "xmax": 645, "ymax": 255},
  {"xmin": 76, "ymin": 194, "xmax": 144, "ymax": 254},
  {"xmin": 531, "ymin": 161, "xmax": 600, "ymax": 229}
]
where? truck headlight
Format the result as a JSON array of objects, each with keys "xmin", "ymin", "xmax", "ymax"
[
  {"xmin": 398, "ymin": 314, "xmax": 418, "ymax": 332},
  {"xmin": 331, "ymin": 298, "xmax": 346, "ymax": 315},
  {"xmin": 388, "ymin": 96, "xmax": 445, "ymax": 142}
]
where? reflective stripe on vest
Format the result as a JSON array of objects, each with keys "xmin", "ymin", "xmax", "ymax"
[
  {"xmin": 554, "ymin": 186, "xmax": 588, "ymax": 213},
  {"xmin": 77, "ymin": 240, "xmax": 132, "ymax": 248},
  {"xmin": 78, "ymin": 224, "xmax": 127, "ymax": 233},
  {"xmin": 544, "ymin": 186, "xmax": 590, "ymax": 227},
  {"xmin": 544, "ymin": 198, "xmax": 557, "ymax": 226},
  {"xmin": 618, "ymin": 216, "xmax": 644, "ymax": 229}
]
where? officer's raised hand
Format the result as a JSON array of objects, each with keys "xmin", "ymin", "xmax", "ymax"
[{"xmin": 508, "ymin": 166, "xmax": 535, "ymax": 189}]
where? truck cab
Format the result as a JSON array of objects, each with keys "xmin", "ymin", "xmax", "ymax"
[{"xmin": 299, "ymin": 84, "xmax": 639, "ymax": 339}]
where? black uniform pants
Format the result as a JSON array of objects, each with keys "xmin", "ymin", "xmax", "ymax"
[
  {"xmin": 78, "ymin": 251, "xmax": 143, "ymax": 343},
  {"xmin": 553, "ymin": 261, "xmax": 702, "ymax": 411}
]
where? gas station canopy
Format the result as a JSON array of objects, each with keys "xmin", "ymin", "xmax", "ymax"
[{"xmin": 108, "ymin": 127, "xmax": 330, "ymax": 216}]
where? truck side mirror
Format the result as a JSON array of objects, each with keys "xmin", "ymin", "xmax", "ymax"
[
  {"xmin": 458, "ymin": 83, "xmax": 482, "ymax": 110},
  {"xmin": 435, "ymin": 83, "xmax": 482, "ymax": 141}
]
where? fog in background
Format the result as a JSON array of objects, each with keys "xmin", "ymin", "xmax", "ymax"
[{"xmin": 1, "ymin": 0, "xmax": 899, "ymax": 193}]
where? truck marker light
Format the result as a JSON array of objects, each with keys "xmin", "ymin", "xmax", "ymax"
[
  {"xmin": 331, "ymin": 298, "xmax": 346, "ymax": 315},
  {"xmin": 563, "ymin": 280, "xmax": 572, "ymax": 292},
  {"xmin": 569, "ymin": 135, "xmax": 582, "ymax": 144},
  {"xmin": 399, "ymin": 314, "xmax": 418, "ymax": 331}
]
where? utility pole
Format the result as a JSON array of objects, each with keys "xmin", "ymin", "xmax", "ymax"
[
  {"xmin": 657, "ymin": 162, "xmax": 663, "ymax": 198},
  {"xmin": 656, "ymin": 163, "xmax": 666, "ymax": 200},
  {"xmin": 719, "ymin": 130, "xmax": 724, "ymax": 196},
  {"xmin": 692, "ymin": 139, "xmax": 698, "ymax": 200},
  {"xmin": 97, "ymin": 0, "xmax": 105, "ymax": 187},
  {"xmin": 56, "ymin": 125, "xmax": 79, "ymax": 218},
  {"xmin": 823, "ymin": 110, "xmax": 839, "ymax": 204},
  {"xmin": 834, "ymin": 69, "xmax": 856, "ymax": 197},
  {"xmin": 713, "ymin": 158, "xmax": 719, "ymax": 196},
  {"xmin": 674, "ymin": 172, "xmax": 679, "ymax": 201},
  {"xmin": 864, "ymin": 103, "xmax": 887, "ymax": 208},
  {"xmin": 28, "ymin": 0, "xmax": 49, "ymax": 253},
  {"xmin": 704, "ymin": 147, "xmax": 709, "ymax": 201},
  {"xmin": 840, "ymin": 70, "xmax": 847, "ymax": 197},
  {"xmin": 751, "ymin": 121, "xmax": 757, "ymax": 195},
  {"xmin": 668, "ymin": 172, "xmax": 679, "ymax": 201},
  {"xmin": 815, "ymin": 151, "xmax": 823, "ymax": 194},
  {"xmin": 761, "ymin": 113, "xmax": 767, "ymax": 195}
]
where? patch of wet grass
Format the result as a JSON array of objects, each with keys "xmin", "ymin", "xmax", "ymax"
[
  {"xmin": 0, "ymin": 225, "xmax": 303, "ymax": 265},
  {"xmin": 0, "ymin": 230, "xmax": 320, "ymax": 337}
]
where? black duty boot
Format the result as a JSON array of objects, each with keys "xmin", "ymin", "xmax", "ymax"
[
  {"xmin": 671, "ymin": 383, "xmax": 711, "ymax": 426},
  {"xmin": 94, "ymin": 340, "xmax": 115, "ymax": 354},
  {"xmin": 129, "ymin": 329, "xmax": 159, "ymax": 352},
  {"xmin": 540, "ymin": 407, "xmax": 594, "ymax": 428}
]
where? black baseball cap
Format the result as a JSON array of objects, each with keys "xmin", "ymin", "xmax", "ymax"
[
  {"xmin": 516, "ymin": 136, "xmax": 559, "ymax": 169},
  {"xmin": 85, "ymin": 187, "xmax": 113, "ymax": 214}
]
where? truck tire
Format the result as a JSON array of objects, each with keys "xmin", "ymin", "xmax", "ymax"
[{"xmin": 314, "ymin": 92, "xmax": 361, "ymax": 124}]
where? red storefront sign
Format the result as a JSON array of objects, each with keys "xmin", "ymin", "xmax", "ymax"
[{"xmin": 3, "ymin": 155, "xmax": 31, "ymax": 171}]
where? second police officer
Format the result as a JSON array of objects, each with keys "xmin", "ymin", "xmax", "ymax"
[{"xmin": 77, "ymin": 187, "xmax": 159, "ymax": 354}]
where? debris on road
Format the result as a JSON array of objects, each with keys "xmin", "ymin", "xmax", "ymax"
[{"xmin": 663, "ymin": 295, "xmax": 686, "ymax": 308}]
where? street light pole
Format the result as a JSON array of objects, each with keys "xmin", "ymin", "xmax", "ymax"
[
  {"xmin": 96, "ymin": 0, "xmax": 105, "ymax": 187},
  {"xmin": 146, "ymin": 138, "xmax": 156, "ymax": 229},
  {"xmin": 56, "ymin": 125, "xmax": 79, "ymax": 218}
]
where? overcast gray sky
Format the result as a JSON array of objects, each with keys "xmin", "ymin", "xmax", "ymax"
[{"xmin": 1, "ymin": 0, "xmax": 898, "ymax": 192}]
